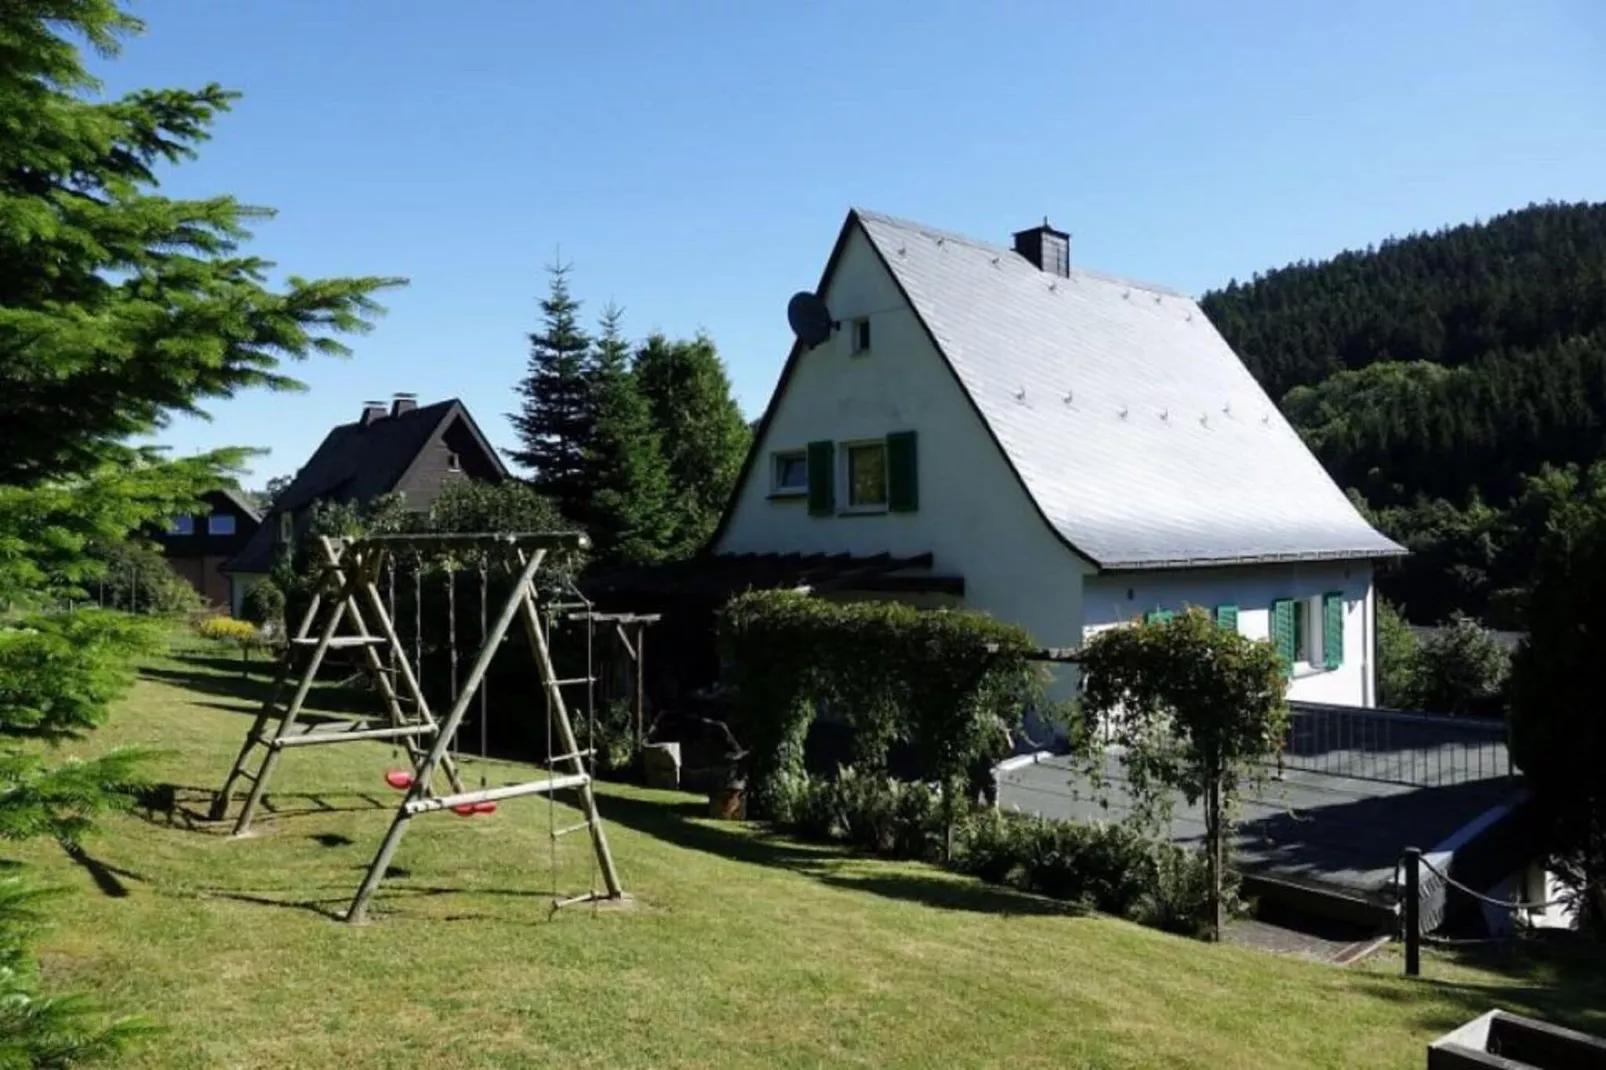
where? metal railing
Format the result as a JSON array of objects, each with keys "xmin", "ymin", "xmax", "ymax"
[{"xmin": 1273, "ymin": 701, "xmax": 1512, "ymax": 788}]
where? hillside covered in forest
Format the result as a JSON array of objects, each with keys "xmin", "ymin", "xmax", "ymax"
[{"xmin": 1200, "ymin": 201, "xmax": 1606, "ymax": 626}]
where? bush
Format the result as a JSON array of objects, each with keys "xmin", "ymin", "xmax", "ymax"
[
  {"xmin": 775, "ymin": 768, "xmax": 1218, "ymax": 938},
  {"xmin": 718, "ymin": 590, "xmax": 1047, "ymax": 818},
  {"xmin": 85, "ymin": 539, "xmax": 202, "ymax": 616},
  {"xmin": 196, "ymin": 616, "xmax": 259, "ymax": 646},
  {"xmin": 1410, "ymin": 613, "xmax": 1511, "ymax": 716},
  {"xmin": 239, "ymin": 580, "xmax": 285, "ymax": 631}
]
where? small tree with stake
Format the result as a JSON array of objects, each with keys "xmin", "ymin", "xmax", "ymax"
[{"xmin": 1078, "ymin": 608, "xmax": 1288, "ymax": 942}]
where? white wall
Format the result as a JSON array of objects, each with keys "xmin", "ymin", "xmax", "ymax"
[
  {"xmin": 717, "ymin": 224, "xmax": 1091, "ymax": 679},
  {"xmin": 1082, "ymin": 559, "xmax": 1377, "ymax": 706}
]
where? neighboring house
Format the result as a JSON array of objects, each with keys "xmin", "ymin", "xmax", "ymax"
[
  {"xmin": 157, "ymin": 488, "xmax": 262, "ymax": 608},
  {"xmin": 222, "ymin": 393, "xmax": 508, "ymax": 617},
  {"xmin": 710, "ymin": 208, "xmax": 1406, "ymax": 709}
]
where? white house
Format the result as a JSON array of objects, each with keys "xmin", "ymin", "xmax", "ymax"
[{"xmin": 709, "ymin": 208, "xmax": 1406, "ymax": 706}]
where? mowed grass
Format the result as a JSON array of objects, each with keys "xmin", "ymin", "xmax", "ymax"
[{"xmin": 8, "ymin": 639, "xmax": 1602, "ymax": 1069}]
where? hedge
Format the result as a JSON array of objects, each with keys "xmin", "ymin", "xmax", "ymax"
[{"xmin": 717, "ymin": 590, "xmax": 1050, "ymax": 820}]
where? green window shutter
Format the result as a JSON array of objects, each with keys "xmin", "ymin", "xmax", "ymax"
[
  {"xmin": 1322, "ymin": 592, "xmax": 1345, "ymax": 669},
  {"xmin": 1271, "ymin": 599, "xmax": 1296, "ymax": 676},
  {"xmin": 886, "ymin": 430, "xmax": 919, "ymax": 512},
  {"xmin": 1215, "ymin": 604, "xmax": 1238, "ymax": 631},
  {"xmin": 806, "ymin": 441, "xmax": 835, "ymax": 516}
]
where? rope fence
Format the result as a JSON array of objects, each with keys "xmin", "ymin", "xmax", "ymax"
[{"xmin": 1399, "ymin": 846, "xmax": 1600, "ymax": 976}]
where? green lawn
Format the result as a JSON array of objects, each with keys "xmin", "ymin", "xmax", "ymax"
[{"xmin": 12, "ymin": 639, "xmax": 1603, "ymax": 1069}]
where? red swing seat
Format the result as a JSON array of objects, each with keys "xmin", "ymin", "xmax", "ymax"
[{"xmin": 383, "ymin": 770, "xmax": 414, "ymax": 790}]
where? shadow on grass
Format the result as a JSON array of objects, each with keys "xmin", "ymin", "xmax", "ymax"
[
  {"xmin": 141, "ymin": 656, "xmax": 376, "ymax": 718},
  {"xmin": 1350, "ymin": 934, "xmax": 1606, "ymax": 1040},
  {"xmin": 58, "ymin": 842, "xmax": 146, "ymax": 899},
  {"xmin": 596, "ymin": 792, "xmax": 1078, "ymax": 917},
  {"xmin": 130, "ymin": 783, "xmax": 393, "ymax": 834}
]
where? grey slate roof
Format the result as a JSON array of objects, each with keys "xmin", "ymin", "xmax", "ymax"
[{"xmin": 855, "ymin": 209, "xmax": 1405, "ymax": 569}]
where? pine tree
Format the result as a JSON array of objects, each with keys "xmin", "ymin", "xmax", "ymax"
[
  {"xmin": 585, "ymin": 305, "xmax": 675, "ymax": 567},
  {"xmin": 633, "ymin": 333, "xmax": 752, "ymax": 557},
  {"xmin": 1, "ymin": 3, "xmax": 399, "ymax": 1058},
  {"xmin": 507, "ymin": 261, "xmax": 596, "ymax": 527}
]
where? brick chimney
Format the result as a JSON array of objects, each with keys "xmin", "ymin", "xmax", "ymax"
[
  {"xmin": 359, "ymin": 400, "xmax": 388, "ymax": 426},
  {"xmin": 391, "ymin": 392, "xmax": 419, "ymax": 417},
  {"xmin": 1012, "ymin": 218, "xmax": 1071, "ymax": 278}
]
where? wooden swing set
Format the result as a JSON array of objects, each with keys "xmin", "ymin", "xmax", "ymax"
[{"xmin": 209, "ymin": 531, "xmax": 625, "ymax": 924}]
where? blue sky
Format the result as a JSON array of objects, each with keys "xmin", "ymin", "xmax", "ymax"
[{"xmin": 97, "ymin": 0, "xmax": 1606, "ymax": 487}]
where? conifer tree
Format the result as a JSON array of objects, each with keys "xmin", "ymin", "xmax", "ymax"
[
  {"xmin": 1, "ymin": 3, "xmax": 400, "ymax": 1058},
  {"xmin": 507, "ymin": 261, "xmax": 596, "ymax": 527},
  {"xmin": 585, "ymin": 305, "xmax": 675, "ymax": 567},
  {"xmin": 633, "ymin": 332, "xmax": 752, "ymax": 557}
]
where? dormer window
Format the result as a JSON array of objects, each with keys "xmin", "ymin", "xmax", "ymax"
[{"xmin": 850, "ymin": 317, "xmax": 871, "ymax": 355}]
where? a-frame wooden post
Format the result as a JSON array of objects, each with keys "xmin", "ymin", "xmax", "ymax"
[
  {"xmin": 209, "ymin": 537, "xmax": 461, "ymax": 835},
  {"xmin": 343, "ymin": 533, "xmax": 624, "ymax": 923}
]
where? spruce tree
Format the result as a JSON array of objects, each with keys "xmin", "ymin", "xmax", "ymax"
[
  {"xmin": 585, "ymin": 305, "xmax": 675, "ymax": 567},
  {"xmin": 507, "ymin": 261, "xmax": 596, "ymax": 527},
  {"xmin": 633, "ymin": 333, "xmax": 752, "ymax": 557},
  {"xmin": 1, "ymin": 2, "xmax": 399, "ymax": 1058}
]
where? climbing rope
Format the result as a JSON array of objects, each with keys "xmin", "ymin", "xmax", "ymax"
[{"xmin": 478, "ymin": 555, "xmax": 489, "ymax": 790}]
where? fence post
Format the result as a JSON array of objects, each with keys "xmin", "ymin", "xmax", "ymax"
[{"xmin": 1403, "ymin": 846, "xmax": 1421, "ymax": 977}]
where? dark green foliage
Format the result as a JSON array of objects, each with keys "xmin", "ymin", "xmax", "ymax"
[
  {"xmin": 507, "ymin": 262, "xmax": 596, "ymax": 527},
  {"xmin": 585, "ymin": 305, "xmax": 675, "ymax": 567},
  {"xmin": 1508, "ymin": 502, "xmax": 1606, "ymax": 932},
  {"xmin": 952, "ymin": 811, "xmax": 1217, "ymax": 937},
  {"xmin": 81, "ymin": 541, "xmax": 200, "ymax": 616},
  {"xmin": 238, "ymin": 580, "xmax": 285, "ymax": 631},
  {"xmin": 1408, "ymin": 614, "xmax": 1510, "ymax": 717},
  {"xmin": 0, "ymin": 611, "xmax": 159, "ymax": 844},
  {"xmin": 1202, "ymin": 202, "xmax": 1606, "ymax": 622},
  {"xmin": 1, "ymin": 1, "xmax": 401, "ymax": 1057},
  {"xmin": 0, "ymin": 876, "xmax": 155, "ymax": 1066},
  {"xmin": 1374, "ymin": 599, "xmax": 1417, "ymax": 709},
  {"xmin": 633, "ymin": 333, "xmax": 751, "ymax": 556},
  {"xmin": 1078, "ymin": 608, "xmax": 1287, "ymax": 941},
  {"xmin": 774, "ymin": 771, "xmax": 1216, "ymax": 938},
  {"xmin": 717, "ymin": 590, "xmax": 1046, "ymax": 822}
]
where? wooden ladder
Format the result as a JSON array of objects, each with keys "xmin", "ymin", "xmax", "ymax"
[{"xmin": 208, "ymin": 537, "xmax": 462, "ymax": 836}]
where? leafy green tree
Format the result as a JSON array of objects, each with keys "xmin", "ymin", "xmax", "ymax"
[
  {"xmin": 1078, "ymin": 608, "xmax": 1289, "ymax": 942},
  {"xmin": 1409, "ymin": 613, "xmax": 1511, "ymax": 717},
  {"xmin": 1508, "ymin": 509, "xmax": 1606, "ymax": 933},
  {"xmin": 0, "ymin": 2, "xmax": 400, "ymax": 1058},
  {"xmin": 585, "ymin": 305, "xmax": 675, "ymax": 567},
  {"xmin": 1374, "ymin": 598, "xmax": 1418, "ymax": 709},
  {"xmin": 633, "ymin": 333, "xmax": 751, "ymax": 557},
  {"xmin": 507, "ymin": 261, "xmax": 596, "ymax": 527},
  {"xmin": 83, "ymin": 540, "xmax": 202, "ymax": 616}
]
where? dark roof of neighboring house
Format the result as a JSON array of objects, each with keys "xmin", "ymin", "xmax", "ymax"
[
  {"xmin": 211, "ymin": 487, "xmax": 263, "ymax": 524},
  {"xmin": 223, "ymin": 398, "xmax": 506, "ymax": 574}
]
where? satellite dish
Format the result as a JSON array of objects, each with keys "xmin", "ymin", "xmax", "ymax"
[{"xmin": 787, "ymin": 291, "xmax": 837, "ymax": 349}]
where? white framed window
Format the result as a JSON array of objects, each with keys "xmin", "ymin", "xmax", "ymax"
[
  {"xmin": 771, "ymin": 451, "xmax": 807, "ymax": 496},
  {"xmin": 447, "ymin": 451, "xmax": 461, "ymax": 472},
  {"xmin": 169, "ymin": 515, "xmax": 194, "ymax": 535},
  {"xmin": 844, "ymin": 440, "xmax": 888, "ymax": 509},
  {"xmin": 850, "ymin": 316, "xmax": 871, "ymax": 355},
  {"xmin": 278, "ymin": 512, "xmax": 294, "ymax": 544},
  {"xmin": 207, "ymin": 513, "xmax": 236, "ymax": 536}
]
